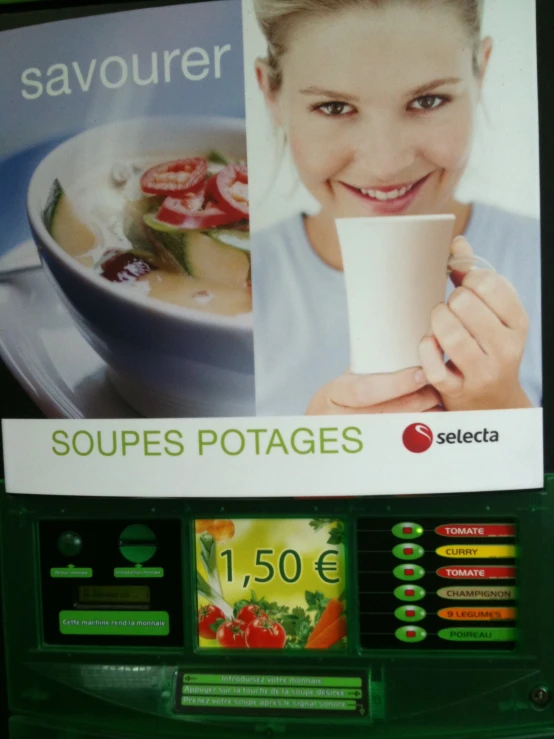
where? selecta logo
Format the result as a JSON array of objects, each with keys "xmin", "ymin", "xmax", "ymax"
[
  {"xmin": 402, "ymin": 423, "xmax": 500, "ymax": 453},
  {"xmin": 402, "ymin": 423, "xmax": 433, "ymax": 453}
]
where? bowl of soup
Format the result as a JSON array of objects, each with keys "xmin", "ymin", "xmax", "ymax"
[{"xmin": 27, "ymin": 116, "xmax": 254, "ymax": 417}]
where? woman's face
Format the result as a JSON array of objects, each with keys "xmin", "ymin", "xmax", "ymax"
[{"xmin": 260, "ymin": 3, "xmax": 491, "ymax": 219}]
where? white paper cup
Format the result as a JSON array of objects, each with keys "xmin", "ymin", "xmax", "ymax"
[{"xmin": 336, "ymin": 214, "xmax": 455, "ymax": 375}]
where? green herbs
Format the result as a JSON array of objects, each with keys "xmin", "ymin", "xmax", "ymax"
[{"xmin": 309, "ymin": 518, "xmax": 345, "ymax": 546}]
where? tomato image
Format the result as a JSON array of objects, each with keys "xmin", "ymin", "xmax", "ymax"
[
  {"xmin": 156, "ymin": 197, "xmax": 236, "ymax": 229},
  {"xmin": 236, "ymin": 604, "xmax": 267, "ymax": 625},
  {"xmin": 198, "ymin": 605, "xmax": 225, "ymax": 640},
  {"xmin": 212, "ymin": 164, "xmax": 249, "ymax": 219},
  {"xmin": 245, "ymin": 618, "xmax": 287, "ymax": 649},
  {"xmin": 140, "ymin": 158, "xmax": 207, "ymax": 197},
  {"xmin": 216, "ymin": 619, "xmax": 247, "ymax": 648}
]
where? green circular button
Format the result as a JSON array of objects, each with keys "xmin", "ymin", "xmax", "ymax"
[
  {"xmin": 394, "ymin": 605, "xmax": 427, "ymax": 622},
  {"xmin": 392, "ymin": 543, "xmax": 424, "ymax": 561},
  {"xmin": 393, "ymin": 564, "xmax": 425, "ymax": 581},
  {"xmin": 395, "ymin": 625, "xmax": 427, "ymax": 643},
  {"xmin": 392, "ymin": 522, "xmax": 424, "ymax": 540},
  {"xmin": 394, "ymin": 584, "xmax": 426, "ymax": 601},
  {"xmin": 57, "ymin": 531, "xmax": 83, "ymax": 558},
  {"xmin": 119, "ymin": 524, "xmax": 157, "ymax": 564}
]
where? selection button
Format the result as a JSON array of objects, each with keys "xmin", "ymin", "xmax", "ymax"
[
  {"xmin": 438, "ymin": 628, "xmax": 516, "ymax": 642},
  {"xmin": 437, "ymin": 607, "xmax": 516, "ymax": 621},
  {"xmin": 394, "ymin": 584, "xmax": 426, "ymax": 602},
  {"xmin": 393, "ymin": 543, "xmax": 424, "ymax": 560},
  {"xmin": 437, "ymin": 586, "xmax": 517, "ymax": 601},
  {"xmin": 119, "ymin": 524, "xmax": 157, "ymax": 564},
  {"xmin": 393, "ymin": 564, "xmax": 425, "ymax": 581},
  {"xmin": 435, "ymin": 524, "xmax": 515, "ymax": 538},
  {"xmin": 57, "ymin": 531, "xmax": 83, "ymax": 558},
  {"xmin": 437, "ymin": 566, "xmax": 515, "ymax": 580},
  {"xmin": 395, "ymin": 625, "xmax": 427, "ymax": 643},
  {"xmin": 395, "ymin": 605, "xmax": 426, "ymax": 622},
  {"xmin": 391, "ymin": 522, "xmax": 424, "ymax": 540},
  {"xmin": 436, "ymin": 545, "xmax": 516, "ymax": 559}
]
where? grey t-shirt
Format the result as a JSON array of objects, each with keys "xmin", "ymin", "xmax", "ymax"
[{"xmin": 251, "ymin": 204, "xmax": 542, "ymax": 416}]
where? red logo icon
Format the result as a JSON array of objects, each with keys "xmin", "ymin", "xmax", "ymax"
[{"xmin": 402, "ymin": 423, "xmax": 433, "ymax": 453}]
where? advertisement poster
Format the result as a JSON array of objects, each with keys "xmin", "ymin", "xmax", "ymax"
[
  {"xmin": 0, "ymin": 0, "xmax": 544, "ymax": 495},
  {"xmin": 195, "ymin": 518, "xmax": 347, "ymax": 651}
]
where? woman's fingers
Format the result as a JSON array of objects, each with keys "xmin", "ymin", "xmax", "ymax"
[
  {"xmin": 429, "ymin": 302, "xmax": 485, "ymax": 377},
  {"xmin": 462, "ymin": 269, "xmax": 529, "ymax": 332},
  {"xmin": 330, "ymin": 366, "xmax": 425, "ymax": 408},
  {"xmin": 419, "ymin": 332, "xmax": 463, "ymax": 397},
  {"xmin": 328, "ymin": 384, "xmax": 441, "ymax": 415},
  {"xmin": 449, "ymin": 235, "xmax": 474, "ymax": 287},
  {"xmin": 448, "ymin": 285, "xmax": 505, "ymax": 354}
]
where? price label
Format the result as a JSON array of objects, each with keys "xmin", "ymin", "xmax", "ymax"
[{"xmin": 195, "ymin": 518, "xmax": 347, "ymax": 652}]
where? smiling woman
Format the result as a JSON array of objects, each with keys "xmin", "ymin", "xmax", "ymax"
[{"xmin": 248, "ymin": 0, "xmax": 541, "ymax": 418}]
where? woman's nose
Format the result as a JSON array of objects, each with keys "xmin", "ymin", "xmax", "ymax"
[{"xmin": 352, "ymin": 115, "xmax": 415, "ymax": 183}]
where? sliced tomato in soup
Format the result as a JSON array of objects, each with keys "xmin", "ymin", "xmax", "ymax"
[
  {"xmin": 140, "ymin": 158, "xmax": 207, "ymax": 197},
  {"xmin": 213, "ymin": 164, "xmax": 249, "ymax": 220},
  {"xmin": 156, "ymin": 196, "xmax": 238, "ymax": 229}
]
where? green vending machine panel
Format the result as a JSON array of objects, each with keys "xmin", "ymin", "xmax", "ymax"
[{"xmin": 1, "ymin": 480, "xmax": 553, "ymax": 739}]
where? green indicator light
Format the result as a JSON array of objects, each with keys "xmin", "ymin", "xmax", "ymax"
[
  {"xmin": 438, "ymin": 628, "xmax": 516, "ymax": 642},
  {"xmin": 392, "ymin": 543, "xmax": 424, "ymax": 560},
  {"xmin": 394, "ymin": 584, "xmax": 426, "ymax": 601},
  {"xmin": 392, "ymin": 522, "xmax": 424, "ymax": 540},
  {"xmin": 394, "ymin": 605, "xmax": 426, "ymax": 622},
  {"xmin": 393, "ymin": 564, "xmax": 425, "ymax": 581},
  {"xmin": 395, "ymin": 625, "xmax": 427, "ymax": 643},
  {"xmin": 119, "ymin": 524, "xmax": 157, "ymax": 564}
]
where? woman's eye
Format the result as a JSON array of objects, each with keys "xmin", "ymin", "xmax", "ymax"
[
  {"xmin": 410, "ymin": 95, "xmax": 447, "ymax": 111},
  {"xmin": 316, "ymin": 102, "xmax": 355, "ymax": 116}
]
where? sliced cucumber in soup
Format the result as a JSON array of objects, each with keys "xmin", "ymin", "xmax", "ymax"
[
  {"xmin": 208, "ymin": 228, "xmax": 250, "ymax": 252},
  {"xmin": 42, "ymin": 179, "xmax": 96, "ymax": 256},
  {"xmin": 143, "ymin": 213, "xmax": 250, "ymax": 288},
  {"xmin": 207, "ymin": 150, "xmax": 229, "ymax": 166},
  {"xmin": 123, "ymin": 198, "xmax": 158, "ymax": 253}
]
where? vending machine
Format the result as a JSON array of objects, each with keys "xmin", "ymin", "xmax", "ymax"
[{"xmin": 1, "ymin": 0, "xmax": 553, "ymax": 737}]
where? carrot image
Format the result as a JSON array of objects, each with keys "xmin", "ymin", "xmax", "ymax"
[
  {"xmin": 305, "ymin": 615, "xmax": 347, "ymax": 650},
  {"xmin": 207, "ymin": 519, "xmax": 235, "ymax": 542},
  {"xmin": 306, "ymin": 598, "xmax": 344, "ymax": 648}
]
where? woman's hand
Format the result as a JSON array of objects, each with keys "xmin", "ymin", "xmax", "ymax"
[
  {"xmin": 419, "ymin": 236, "xmax": 532, "ymax": 411},
  {"xmin": 306, "ymin": 366, "xmax": 443, "ymax": 415}
]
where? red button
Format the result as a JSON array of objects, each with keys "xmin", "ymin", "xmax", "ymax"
[
  {"xmin": 406, "ymin": 609, "xmax": 416, "ymax": 617},
  {"xmin": 406, "ymin": 629, "xmax": 417, "ymax": 638},
  {"xmin": 405, "ymin": 568, "xmax": 414, "ymax": 576},
  {"xmin": 404, "ymin": 547, "xmax": 414, "ymax": 555},
  {"xmin": 403, "ymin": 527, "xmax": 413, "ymax": 534},
  {"xmin": 405, "ymin": 589, "xmax": 415, "ymax": 596}
]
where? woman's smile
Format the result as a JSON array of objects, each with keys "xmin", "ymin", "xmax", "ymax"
[{"xmin": 339, "ymin": 173, "xmax": 433, "ymax": 215}]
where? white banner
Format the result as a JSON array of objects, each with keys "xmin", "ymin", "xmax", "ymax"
[{"xmin": 2, "ymin": 409, "xmax": 543, "ymax": 497}]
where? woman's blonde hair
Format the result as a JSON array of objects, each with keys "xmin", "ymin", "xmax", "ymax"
[{"xmin": 254, "ymin": 0, "xmax": 485, "ymax": 90}]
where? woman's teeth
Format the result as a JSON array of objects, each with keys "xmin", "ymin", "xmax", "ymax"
[{"xmin": 359, "ymin": 182, "xmax": 416, "ymax": 200}]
